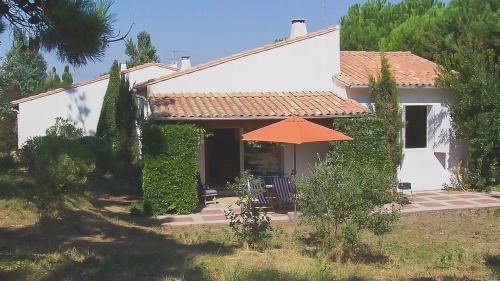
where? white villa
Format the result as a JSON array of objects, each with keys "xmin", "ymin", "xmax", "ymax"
[{"xmin": 12, "ymin": 19, "xmax": 467, "ymax": 191}]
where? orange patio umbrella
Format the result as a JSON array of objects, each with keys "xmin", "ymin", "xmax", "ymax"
[{"xmin": 242, "ymin": 116, "xmax": 353, "ymax": 175}]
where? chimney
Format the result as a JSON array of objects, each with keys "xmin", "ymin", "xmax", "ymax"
[
  {"xmin": 290, "ymin": 19, "xmax": 307, "ymax": 39},
  {"xmin": 120, "ymin": 63, "xmax": 127, "ymax": 72},
  {"xmin": 180, "ymin": 56, "xmax": 191, "ymax": 70}
]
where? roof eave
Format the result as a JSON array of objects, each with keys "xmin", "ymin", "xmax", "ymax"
[{"xmin": 152, "ymin": 113, "xmax": 370, "ymax": 121}]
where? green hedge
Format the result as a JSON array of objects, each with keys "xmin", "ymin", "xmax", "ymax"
[
  {"xmin": 141, "ymin": 122, "xmax": 203, "ymax": 215},
  {"xmin": 331, "ymin": 116, "xmax": 395, "ymax": 183}
]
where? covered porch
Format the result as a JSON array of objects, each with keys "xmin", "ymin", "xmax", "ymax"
[{"xmin": 148, "ymin": 91, "xmax": 370, "ymax": 188}]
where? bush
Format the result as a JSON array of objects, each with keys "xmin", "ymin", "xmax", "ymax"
[
  {"xmin": 18, "ymin": 121, "xmax": 104, "ymax": 222},
  {"xmin": 296, "ymin": 154, "xmax": 399, "ymax": 260},
  {"xmin": 437, "ymin": 47, "xmax": 499, "ymax": 191},
  {"xmin": 331, "ymin": 116, "xmax": 394, "ymax": 182},
  {"xmin": 141, "ymin": 122, "xmax": 203, "ymax": 215},
  {"xmin": 96, "ymin": 61, "xmax": 141, "ymax": 193},
  {"xmin": 20, "ymin": 136, "xmax": 95, "ymax": 221},
  {"xmin": 0, "ymin": 153, "xmax": 15, "ymax": 172},
  {"xmin": 296, "ymin": 116, "xmax": 399, "ymax": 259},
  {"xmin": 45, "ymin": 118, "xmax": 84, "ymax": 139},
  {"xmin": 224, "ymin": 171, "xmax": 272, "ymax": 250},
  {"xmin": 129, "ymin": 202, "xmax": 144, "ymax": 216}
]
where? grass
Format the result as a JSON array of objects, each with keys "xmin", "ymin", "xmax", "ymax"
[{"xmin": 0, "ymin": 187, "xmax": 499, "ymax": 280}]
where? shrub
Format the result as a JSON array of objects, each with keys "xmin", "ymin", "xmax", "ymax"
[
  {"xmin": 224, "ymin": 171, "xmax": 272, "ymax": 250},
  {"xmin": 96, "ymin": 61, "xmax": 141, "ymax": 193},
  {"xmin": 141, "ymin": 122, "xmax": 203, "ymax": 215},
  {"xmin": 331, "ymin": 116, "xmax": 394, "ymax": 182},
  {"xmin": 129, "ymin": 202, "xmax": 144, "ymax": 216},
  {"xmin": 369, "ymin": 55, "xmax": 404, "ymax": 173},
  {"xmin": 296, "ymin": 116, "xmax": 399, "ymax": 259},
  {"xmin": 45, "ymin": 118, "xmax": 84, "ymax": 139},
  {"xmin": 437, "ymin": 47, "xmax": 499, "ymax": 191},
  {"xmin": 0, "ymin": 152, "xmax": 15, "ymax": 172},
  {"xmin": 18, "ymin": 121, "xmax": 103, "ymax": 222},
  {"xmin": 20, "ymin": 136, "xmax": 94, "ymax": 221}
]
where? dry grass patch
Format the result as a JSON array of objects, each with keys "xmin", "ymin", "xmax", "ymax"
[{"xmin": 0, "ymin": 193, "xmax": 498, "ymax": 281}]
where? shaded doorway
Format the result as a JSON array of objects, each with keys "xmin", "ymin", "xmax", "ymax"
[{"xmin": 206, "ymin": 129, "xmax": 241, "ymax": 187}]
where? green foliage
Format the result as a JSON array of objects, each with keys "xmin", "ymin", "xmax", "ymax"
[
  {"xmin": 129, "ymin": 202, "xmax": 144, "ymax": 216},
  {"xmin": 369, "ymin": 56, "xmax": 403, "ymax": 172},
  {"xmin": 340, "ymin": 0, "xmax": 440, "ymax": 52},
  {"xmin": 379, "ymin": 6, "xmax": 448, "ymax": 59},
  {"xmin": 41, "ymin": 66, "xmax": 62, "ymax": 92},
  {"xmin": 40, "ymin": 65, "xmax": 74, "ymax": 91},
  {"xmin": 125, "ymin": 31, "xmax": 159, "ymax": 68},
  {"xmin": 0, "ymin": 0, "xmax": 116, "ymax": 65},
  {"xmin": 341, "ymin": 0, "xmax": 498, "ymax": 60},
  {"xmin": 224, "ymin": 171, "xmax": 272, "ymax": 250},
  {"xmin": 19, "ymin": 120, "xmax": 102, "ymax": 221},
  {"xmin": 0, "ymin": 29, "xmax": 47, "ymax": 154},
  {"xmin": 141, "ymin": 122, "xmax": 203, "ymax": 215},
  {"xmin": 96, "ymin": 60, "xmax": 140, "ymax": 192},
  {"xmin": 0, "ymin": 109, "xmax": 17, "ymax": 154},
  {"xmin": 331, "ymin": 116, "xmax": 394, "ymax": 177},
  {"xmin": 96, "ymin": 61, "xmax": 120, "ymax": 144},
  {"xmin": 45, "ymin": 118, "xmax": 84, "ymax": 139},
  {"xmin": 0, "ymin": 29, "xmax": 48, "ymax": 98},
  {"xmin": 296, "ymin": 152, "xmax": 399, "ymax": 259},
  {"xmin": 61, "ymin": 65, "xmax": 73, "ymax": 87},
  {"xmin": 296, "ymin": 116, "xmax": 398, "ymax": 259},
  {"xmin": 437, "ymin": 48, "xmax": 499, "ymax": 190}
]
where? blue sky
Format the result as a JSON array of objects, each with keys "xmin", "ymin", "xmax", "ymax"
[{"xmin": 1, "ymin": 0, "xmax": 370, "ymax": 82}]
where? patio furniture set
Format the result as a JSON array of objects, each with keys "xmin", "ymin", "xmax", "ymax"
[{"xmin": 198, "ymin": 173, "xmax": 296, "ymax": 211}]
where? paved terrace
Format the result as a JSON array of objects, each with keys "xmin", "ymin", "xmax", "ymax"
[{"xmin": 157, "ymin": 190, "xmax": 500, "ymax": 226}]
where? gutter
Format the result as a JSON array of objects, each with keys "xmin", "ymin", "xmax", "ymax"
[{"xmin": 152, "ymin": 113, "xmax": 371, "ymax": 122}]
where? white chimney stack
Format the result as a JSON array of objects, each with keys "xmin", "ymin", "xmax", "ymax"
[
  {"xmin": 120, "ymin": 63, "xmax": 127, "ymax": 72},
  {"xmin": 180, "ymin": 56, "xmax": 191, "ymax": 70},
  {"xmin": 290, "ymin": 19, "xmax": 307, "ymax": 39}
]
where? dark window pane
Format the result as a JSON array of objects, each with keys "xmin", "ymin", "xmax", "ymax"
[
  {"xmin": 405, "ymin": 106, "xmax": 427, "ymax": 148},
  {"xmin": 244, "ymin": 142, "xmax": 283, "ymax": 175}
]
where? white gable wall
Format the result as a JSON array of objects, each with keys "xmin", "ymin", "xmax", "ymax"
[
  {"xmin": 346, "ymin": 87, "xmax": 467, "ymax": 190},
  {"xmin": 148, "ymin": 29, "xmax": 341, "ymax": 94},
  {"xmin": 17, "ymin": 65, "xmax": 175, "ymax": 147}
]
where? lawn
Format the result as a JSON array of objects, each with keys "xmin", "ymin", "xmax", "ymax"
[{"xmin": 0, "ymin": 191, "xmax": 499, "ymax": 281}]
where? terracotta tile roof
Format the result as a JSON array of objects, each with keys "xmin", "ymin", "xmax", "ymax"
[
  {"xmin": 136, "ymin": 26, "xmax": 339, "ymax": 89},
  {"xmin": 149, "ymin": 91, "xmax": 369, "ymax": 120},
  {"xmin": 336, "ymin": 51, "xmax": 437, "ymax": 87},
  {"xmin": 11, "ymin": 62, "xmax": 178, "ymax": 105}
]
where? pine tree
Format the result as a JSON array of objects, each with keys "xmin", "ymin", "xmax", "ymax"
[
  {"xmin": 125, "ymin": 31, "xmax": 159, "ymax": 68},
  {"xmin": 61, "ymin": 65, "xmax": 73, "ymax": 87},
  {"xmin": 369, "ymin": 55, "xmax": 403, "ymax": 173},
  {"xmin": 0, "ymin": 29, "xmax": 47, "ymax": 98},
  {"xmin": 0, "ymin": 0, "xmax": 117, "ymax": 65}
]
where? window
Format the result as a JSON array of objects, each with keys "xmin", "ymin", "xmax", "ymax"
[
  {"xmin": 405, "ymin": 106, "xmax": 427, "ymax": 148},
  {"xmin": 244, "ymin": 141, "xmax": 283, "ymax": 175}
]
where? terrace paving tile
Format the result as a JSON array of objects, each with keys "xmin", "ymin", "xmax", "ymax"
[{"xmin": 160, "ymin": 190, "xmax": 500, "ymax": 226}]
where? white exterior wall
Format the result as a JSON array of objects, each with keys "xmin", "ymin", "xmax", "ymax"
[
  {"xmin": 283, "ymin": 142, "xmax": 330, "ymax": 176},
  {"xmin": 148, "ymin": 29, "xmax": 341, "ymax": 94},
  {"xmin": 347, "ymin": 87, "xmax": 467, "ymax": 191},
  {"xmin": 17, "ymin": 66, "xmax": 175, "ymax": 147}
]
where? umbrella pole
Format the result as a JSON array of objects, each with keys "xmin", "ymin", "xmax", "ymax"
[
  {"xmin": 293, "ymin": 144, "xmax": 297, "ymax": 213},
  {"xmin": 293, "ymin": 144, "xmax": 297, "ymax": 176}
]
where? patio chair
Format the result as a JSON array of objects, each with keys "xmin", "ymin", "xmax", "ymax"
[
  {"xmin": 245, "ymin": 180, "xmax": 271, "ymax": 206},
  {"xmin": 272, "ymin": 177, "xmax": 295, "ymax": 210},
  {"xmin": 197, "ymin": 175, "xmax": 218, "ymax": 205}
]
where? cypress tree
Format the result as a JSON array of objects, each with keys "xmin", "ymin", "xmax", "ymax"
[
  {"xmin": 96, "ymin": 61, "xmax": 120, "ymax": 145},
  {"xmin": 369, "ymin": 55, "xmax": 403, "ymax": 173},
  {"xmin": 61, "ymin": 65, "xmax": 73, "ymax": 87}
]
